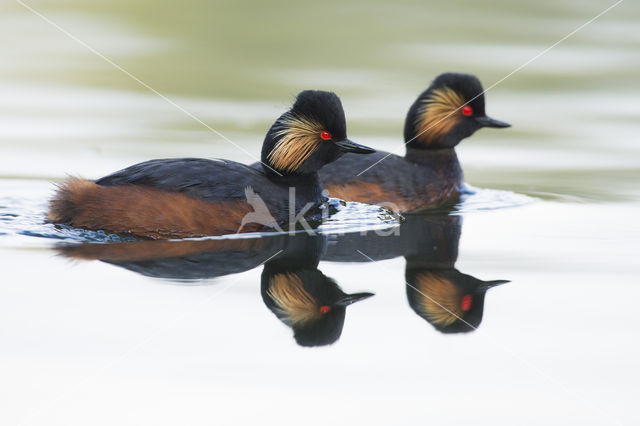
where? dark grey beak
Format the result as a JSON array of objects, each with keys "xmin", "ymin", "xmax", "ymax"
[
  {"xmin": 335, "ymin": 292, "xmax": 374, "ymax": 307},
  {"xmin": 479, "ymin": 280, "xmax": 510, "ymax": 291},
  {"xmin": 475, "ymin": 116, "xmax": 511, "ymax": 128},
  {"xmin": 334, "ymin": 138, "xmax": 376, "ymax": 154}
]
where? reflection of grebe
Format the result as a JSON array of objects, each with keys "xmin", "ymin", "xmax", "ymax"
[
  {"xmin": 58, "ymin": 231, "xmax": 373, "ymax": 347},
  {"xmin": 406, "ymin": 269, "xmax": 508, "ymax": 333},
  {"xmin": 255, "ymin": 233, "xmax": 373, "ymax": 347},
  {"xmin": 323, "ymin": 214, "xmax": 509, "ymax": 333},
  {"xmin": 58, "ymin": 237, "xmax": 276, "ymax": 281},
  {"xmin": 262, "ymin": 269, "xmax": 372, "ymax": 347}
]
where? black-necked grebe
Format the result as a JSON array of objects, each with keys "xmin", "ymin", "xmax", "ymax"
[
  {"xmin": 47, "ymin": 90, "xmax": 375, "ymax": 238},
  {"xmin": 320, "ymin": 73, "xmax": 510, "ymax": 212}
]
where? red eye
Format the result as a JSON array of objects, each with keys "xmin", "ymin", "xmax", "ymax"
[
  {"xmin": 461, "ymin": 105, "xmax": 473, "ymax": 116},
  {"xmin": 461, "ymin": 295, "xmax": 473, "ymax": 311},
  {"xmin": 320, "ymin": 305, "xmax": 331, "ymax": 314},
  {"xmin": 320, "ymin": 131, "xmax": 332, "ymax": 140}
]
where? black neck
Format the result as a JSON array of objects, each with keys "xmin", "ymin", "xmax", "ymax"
[
  {"xmin": 265, "ymin": 171, "xmax": 320, "ymax": 188},
  {"xmin": 405, "ymin": 146, "xmax": 458, "ymax": 165},
  {"xmin": 404, "ymin": 146, "xmax": 464, "ymax": 192},
  {"xmin": 265, "ymin": 170, "xmax": 326, "ymax": 210}
]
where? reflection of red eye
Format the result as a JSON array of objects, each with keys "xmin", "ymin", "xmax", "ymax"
[
  {"xmin": 462, "ymin": 105, "xmax": 473, "ymax": 116},
  {"xmin": 461, "ymin": 295, "xmax": 472, "ymax": 311},
  {"xmin": 320, "ymin": 305, "xmax": 331, "ymax": 314},
  {"xmin": 320, "ymin": 131, "xmax": 332, "ymax": 140}
]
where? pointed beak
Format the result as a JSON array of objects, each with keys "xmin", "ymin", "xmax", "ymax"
[
  {"xmin": 334, "ymin": 138, "xmax": 376, "ymax": 154},
  {"xmin": 475, "ymin": 115, "xmax": 511, "ymax": 128},
  {"xmin": 335, "ymin": 292, "xmax": 374, "ymax": 307},
  {"xmin": 479, "ymin": 279, "xmax": 510, "ymax": 291}
]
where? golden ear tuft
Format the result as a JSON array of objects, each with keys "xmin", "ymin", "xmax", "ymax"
[
  {"xmin": 267, "ymin": 273, "xmax": 321, "ymax": 326},
  {"xmin": 414, "ymin": 272, "xmax": 463, "ymax": 326},
  {"xmin": 268, "ymin": 114, "xmax": 324, "ymax": 173},
  {"xmin": 415, "ymin": 87, "xmax": 465, "ymax": 145}
]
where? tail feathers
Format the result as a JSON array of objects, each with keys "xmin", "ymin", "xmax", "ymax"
[{"xmin": 47, "ymin": 177, "xmax": 94, "ymax": 224}]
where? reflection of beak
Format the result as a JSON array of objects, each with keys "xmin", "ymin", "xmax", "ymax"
[
  {"xmin": 334, "ymin": 138, "xmax": 376, "ymax": 154},
  {"xmin": 475, "ymin": 116, "xmax": 511, "ymax": 128},
  {"xmin": 479, "ymin": 280, "xmax": 510, "ymax": 291},
  {"xmin": 335, "ymin": 292, "xmax": 375, "ymax": 307}
]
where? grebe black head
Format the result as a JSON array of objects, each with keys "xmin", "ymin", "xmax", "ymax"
[
  {"xmin": 261, "ymin": 90, "xmax": 374, "ymax": 176},
  {"xmin": 404, "ymin": 72, "xmax": 510, "ymax": 150}
]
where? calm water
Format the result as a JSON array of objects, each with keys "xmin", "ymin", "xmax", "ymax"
[{"xmin": 2, "ymin": 0, "xmax": 640, "ymax": 425}]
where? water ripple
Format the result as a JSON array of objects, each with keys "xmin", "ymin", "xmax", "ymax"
[
  {"xmin": 1, "ymin": 179, "xmax": 533, "ymax": 247},
  {"xmin": 456, "ymin": 184, "xmax": 536, "ymax": 213}
]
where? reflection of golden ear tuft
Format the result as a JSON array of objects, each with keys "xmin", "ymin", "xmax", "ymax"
[
  {"xmin": 415, "ymin": 272, "xmax": 463, "ymax": 326},
  {"xmin": 415, "ymin": 87, "xmax": 465, "ymax": 145},
  {"xmin": 268, "ymin": 114, "xmax": 323, "ymax": 173},
  {"xmin": 268, "ymin": 273, "xmax": 321, "ymax": 326}
]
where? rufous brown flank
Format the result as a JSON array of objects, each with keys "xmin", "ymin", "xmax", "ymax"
[
  {"xmin": 48, "ymin": 178, "xmax": 257, "ymax": 239},
  {"xmin": 325, "ymin": 181, "xmax": 458, "ymax": 213}
]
